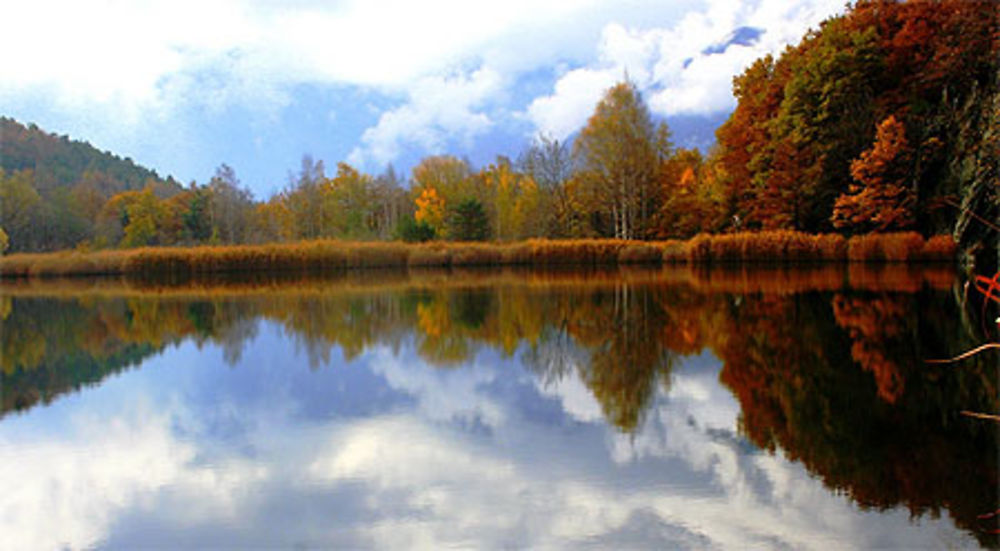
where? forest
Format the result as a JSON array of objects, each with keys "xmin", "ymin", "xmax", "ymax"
[{"xmin": 1, "ymin": 0, "xmax": 997, "ymax": 270}]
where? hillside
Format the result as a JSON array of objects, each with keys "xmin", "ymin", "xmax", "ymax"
[
  {"xmin": 0, "ymin": 117, "xmax": 182, "ymax": 251},
  {"xmin": 1, "ymin": 117, "xmax": 179, "ymax": 195}
]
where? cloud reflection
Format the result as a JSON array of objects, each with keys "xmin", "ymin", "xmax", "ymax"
[{"xmin": 0, "ymin": 325, "xmax": 979, "ymax": 550}]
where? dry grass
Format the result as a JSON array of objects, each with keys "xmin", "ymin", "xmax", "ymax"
[
  {"xmin": 920, "ymin": 234, "xmax": 958, "ymax": 261},
  {"xmin": 0, "ymin": 232, "xmax": 958, "ymax": 278},
  {"xmin": 618, "ymin": 243, "xmax": 663, "ymax": 264}
]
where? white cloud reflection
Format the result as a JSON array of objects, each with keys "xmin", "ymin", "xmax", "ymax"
[{"xmin": 0, "ymin": 328, "xmax": 977, "ymax": 550}]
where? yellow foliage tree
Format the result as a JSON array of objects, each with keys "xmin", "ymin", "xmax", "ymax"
[
  {"xmin": 480, "ymin": 160, "xmax": 543, "ymax": 241},
  {"xmin": 414, "ymin": 187, "xmax": 447, "ymax": 238}
]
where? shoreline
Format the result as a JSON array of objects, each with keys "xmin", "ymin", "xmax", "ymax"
[{"xmin": 0, "ymin": 231, "xmax": 957, "ymax": 279}]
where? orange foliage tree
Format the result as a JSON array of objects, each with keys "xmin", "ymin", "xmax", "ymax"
[{"xmin": 832, "ymin": 115, "xmax": 915, "ymax": 232}]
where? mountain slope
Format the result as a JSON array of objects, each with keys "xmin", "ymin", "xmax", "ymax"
[{"xmin": 1, "ymin": 117, "xmax": 182, "ymax": 252}]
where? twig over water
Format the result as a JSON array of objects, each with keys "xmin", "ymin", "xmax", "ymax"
[{"xmin": 926, "ymin": 343, "xmax": 1000, "ymax": 364}]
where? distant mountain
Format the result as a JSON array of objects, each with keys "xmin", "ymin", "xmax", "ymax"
[
  {"xmin": 666, "ymin": 112, "xmax": 730, "ymax": 153},
  {"xmin": 0, "ymin": 117, "xmax": 180, "ymax": 197},
  {"xmin": 703, "ymin": 26, "xmax": 764, "ymax": 55},
  {"xmin": 684, "ymin": 26, "xmax": 764, "ymax": 68}
]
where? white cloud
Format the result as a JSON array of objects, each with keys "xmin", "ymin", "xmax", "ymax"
[
  {"xmin": 0, "ymin": 0, "xmax": 850, "ymax": 180},
  {"xmin": 526, "ymin": 0, "xmax": 847, "ymax": 141},
  {"xmin": 0, "ymin": 0, "xmax": 666, "ymax": 119},
  {"xmin": 347, "ymin": 68, "xmax": 501, "ymax": 167},
  {"xmin": 0, "ymin": 0, "xmax": 701, "ymax": 168},
  {"xmin": 525, "ymin": 68, "xmax": 619, "ymax": 142}
]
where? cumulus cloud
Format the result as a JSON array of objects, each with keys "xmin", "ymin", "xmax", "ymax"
[
  {"xmin": 525, "ymin": 0, "xmax": 847, "ymax": 141},
  {"xmin": 0, "ymin": 0, "xmax": 644, "ymax": 122},
  {"xmin": 347, "ymin": 68, "xmax": 501, "ymax": 167},
  {"xmin": 1, "ymin": 1, "xmax": 850, "ymax": 181}
]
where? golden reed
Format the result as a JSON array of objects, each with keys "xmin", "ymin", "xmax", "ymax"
[{"xmin": 0, "ymin": 232, "xmax": 956, "ymax": 278}]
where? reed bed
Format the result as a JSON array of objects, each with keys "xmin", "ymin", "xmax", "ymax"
[
  {"xmin": 0, "ymin": 232, "xmax": 957, "ymax": 278},
  {"xmin": 679, "ymin": 231, "xmax": 952, "ymax": 264}
]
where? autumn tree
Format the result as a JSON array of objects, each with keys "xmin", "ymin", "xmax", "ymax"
[
  {"xmin": 181, "ymin": 184, "xmax": 213, "ymax": 243},
  {"xmin": 518, "ymin": 135, "xmax": 577, "ymax": 237},
  {"xmin": 370, "ymin": 165, "xmax": 409, "ymax": 239},
  {"xmin": 285, "ymin": 155, "xmax": 326, "ymax": 240},
  {"xmin": 251, "ymin": 197, "xmax": 294, "ymax": 243},
  {"xmin": 411, "ymin": 156, "xmax": 476, "ymax": 239},
  {"xmin": 207, "ymin": 164, "xmax": 253, "ymax": 244},
  {"xmin": 322, "ymin": 162, "xmax": 376, "ymax": 239},
  {"xmin": 0, "ymin": 169, "xmax": 42, "ymax": 252},
  {"xmin": 414, "ymin": 187, "xmax": 446, "ymax": 239},
  {"xmin": 574, "ymin": 81, "xmax": 670, "ymax": 239},
  {"xmin": 479, "ymin": 158, "xmax": 543, "ymax": 241},
  {"xmin": 714, "ymin": 55, "xmax": 785, "ymax": 230},
  {"xmin": 655, "ymin": 147, "xmax": 729, "ymax": 238},
  {"xmin": 714, "ymin": 0, "xmax": 997, "ymax": 242},
  {"xmin": 763, "ymin": 16, "xmax": 883, "ymax": 231},
  {"xmin": 95, "ymin": 190, "xmax": 137, "ymax": 247},
  {"xmin": 121, "ymin": 187, "xmax": 166, "ymax": 247},
  {"xmin": 832, "ymin": 115, "xmax": 915, "ymax": 232},
  {"xmin": 412, "ymin": 156, "xmax": 475, "ymax": 204}
]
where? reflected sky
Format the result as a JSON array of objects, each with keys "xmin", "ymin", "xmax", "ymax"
[{"xmin": 0, "ymin": 313, "xmax": 980, "ymax": 550}]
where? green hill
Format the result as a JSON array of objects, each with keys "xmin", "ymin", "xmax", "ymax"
[{"xmin": 0, "ymin": 117, "xmax": 182, "ymax": 251}]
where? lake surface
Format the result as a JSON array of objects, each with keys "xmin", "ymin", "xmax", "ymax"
[{"xmin": 1, "ymin": 265, "xmax": 997, "ymax": 550}]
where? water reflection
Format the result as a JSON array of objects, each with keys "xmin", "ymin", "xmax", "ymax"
[{"xmin": 0, "ymin": 265, "xmax": 996, "ymax": 549}]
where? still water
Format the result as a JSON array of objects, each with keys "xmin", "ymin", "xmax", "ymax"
[{"xmin": 1, "ymin": 265, "xmax": 997, "ymax": 549}]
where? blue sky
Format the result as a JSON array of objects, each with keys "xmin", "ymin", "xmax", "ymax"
[{"xmin": 1, "ymin": 0, "xmax": 846, "ymax": 198}]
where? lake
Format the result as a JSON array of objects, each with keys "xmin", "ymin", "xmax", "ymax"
[{"xmin": 1, "ymin": 265, "xmax": 997, "ymax": 550}]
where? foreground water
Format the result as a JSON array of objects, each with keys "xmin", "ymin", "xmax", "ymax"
[{"xmin": 1, "ymin": 265, "xmax": 997, "ymax": 550}]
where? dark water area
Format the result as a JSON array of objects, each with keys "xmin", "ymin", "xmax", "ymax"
[{"xmin": 1, "ymin": 265, "xmax": 997, "ymax": 549}]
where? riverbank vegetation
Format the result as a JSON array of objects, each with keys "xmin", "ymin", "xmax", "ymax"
[
  {"xmin": 1, "ymin": 0, "xmax": 996, "ymax": 272},
  {"xmin": 0, "ymin": 231, "xmax": 957, "ymax": 278}
]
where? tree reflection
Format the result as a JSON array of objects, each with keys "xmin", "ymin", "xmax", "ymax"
[
  {"xmin": 0, "ymin": 267, "xmax": 995, "ymax": 544},
  {"xmin": 716, "ymin": 289, "xmax": 998, "ymax": 546}
]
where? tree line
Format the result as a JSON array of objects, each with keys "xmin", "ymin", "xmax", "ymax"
[{"xmin": 2, "ymin": 0, "xmax": 996, "ymax": 268}]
